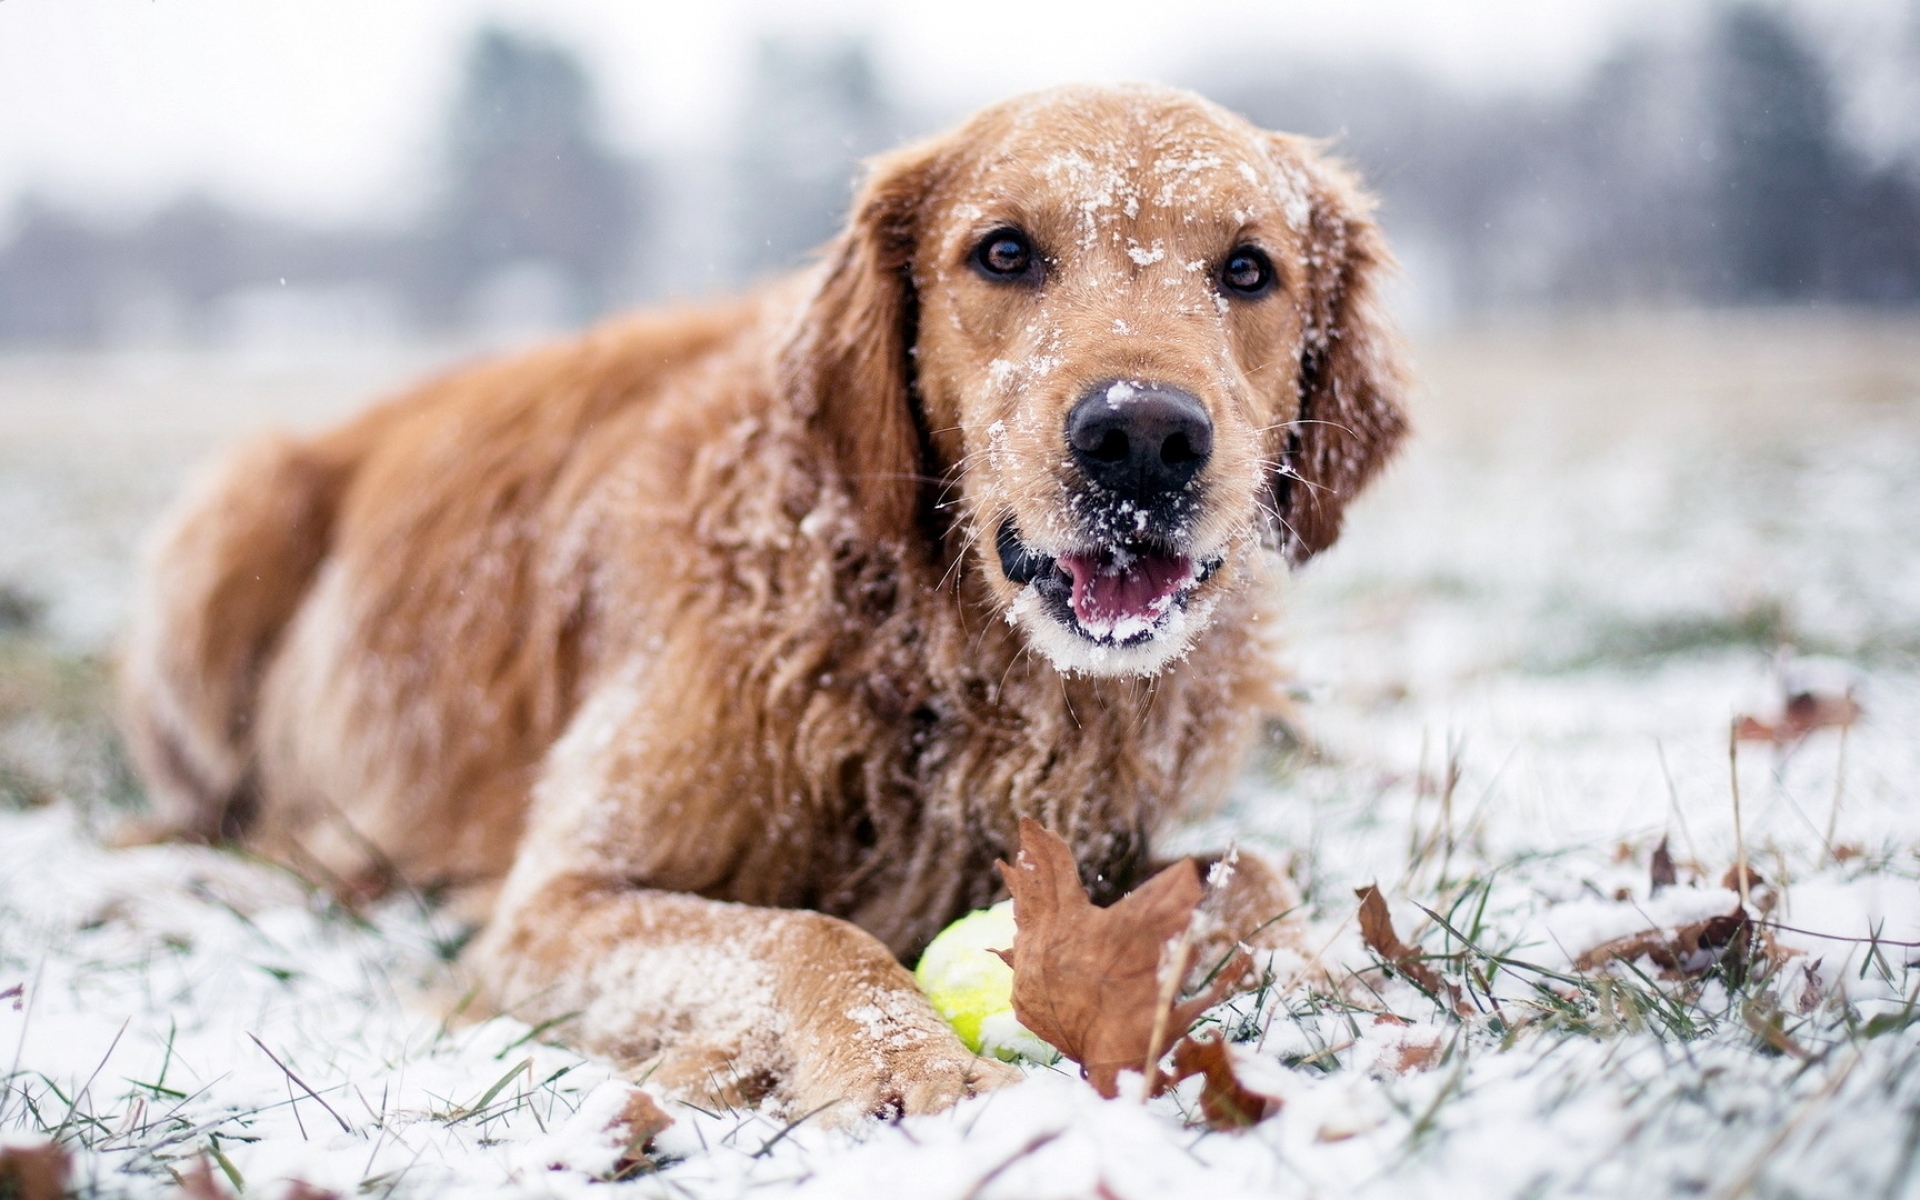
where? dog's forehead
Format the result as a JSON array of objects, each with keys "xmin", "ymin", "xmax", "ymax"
[{"xmin": 939, "ymin": 89, "xmax": 1312, "ymax": 245}]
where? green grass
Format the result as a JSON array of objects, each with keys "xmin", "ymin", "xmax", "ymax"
[
  {"xmin": 0, "ymin": 631, "xmax": 141, "ymax": 814},
  {"xmin": 1534, "ymin": 598, "xmax": 1805, "ymax": 672}
]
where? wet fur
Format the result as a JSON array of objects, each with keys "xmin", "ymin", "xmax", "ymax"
[{"xmin": 119, "ymin": 85, "xmax": 1407, "ymax": 1118}]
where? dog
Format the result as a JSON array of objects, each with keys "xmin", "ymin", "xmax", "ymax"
[{"xmin": 119, "ymin": 83, "xmax": 1407, "ymax": 1119}]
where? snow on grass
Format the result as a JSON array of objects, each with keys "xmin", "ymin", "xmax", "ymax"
[{"xmin": 4, "ymin": 315, "xmax": 1920, "ymax": 1197}]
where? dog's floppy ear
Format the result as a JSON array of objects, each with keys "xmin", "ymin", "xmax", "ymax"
[
  {"xmin": 1268, "ymin": 136, "xmax": 1410, "ymax": 566},
  {"xmin": 782, "ymin": 140, "xmax": 947, "ymax": 542}
]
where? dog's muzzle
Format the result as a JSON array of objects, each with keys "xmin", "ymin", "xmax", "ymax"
[{"xmin": 997, "ymin": 520, "xmax": 1221, "ymax": 645}]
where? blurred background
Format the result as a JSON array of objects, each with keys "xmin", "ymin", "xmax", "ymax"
[
  {"xmin": 3, "ymin": 0, "xmax": 1918, "ymax": 348},
  {"xmin": 2, "ymin": 0, "xmax": 1919, "ymax": 819}
]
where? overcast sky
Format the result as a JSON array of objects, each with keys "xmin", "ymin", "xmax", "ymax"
[{"xmin": 0, "ymin": 0, "xmax": 1715, "ymax": 225}]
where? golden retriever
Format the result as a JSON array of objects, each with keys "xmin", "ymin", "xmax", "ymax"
[{"xmin": 118, "ymin": 83, "xmax": 1407, "ymax": 1119}]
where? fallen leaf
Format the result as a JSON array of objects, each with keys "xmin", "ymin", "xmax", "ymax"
[
  {"xmin": 1743, "ymin": 998, "xmax": 1810, "ymax": 1060},
  {"xmin": 173, "ymin": 1158, "xmax": 228, "ymax": 1200},
  {"xmin": 995, "ymin": 819, "xmax": 1239, "ymax": 1098},
  {"xmin": 1720, "ymin": 864, "xmax": 1776, "ymax": 914},
  {"xmin": 0, "ymin": 1141, "xmax": 68, "ymax": 1200},
  {"xmin": 1355, "ymin": 885, "xmax": 1463, "ymax": 1011},
  {"xmin": 1649, "ymin": 837, "xmax": 1676, "ymax": 893},
  {"xmin": 1391, "ymin": 1039, "xmax": 1444, "ymax": 1074},
  {"xmin": 607, "ymin": 1090, "xmax": 673, "ymax": 1179},
  {"xmin": 1735, "ymin": 687, "xmax": 1860, "ymax": 744},
  {"xmin": 1575, "ymin": 907, "xmax": 1755, "ymax": 984},
  {"xmin": 1720, "ymin": 863, "xmax": 1765, "ymax": 891},
  {"xmin": 1795, "ymin": 959, "xmax": 1825, "ymax": 1014},
  {"xmin": 1168, "ymin": 1034, "xmax": 1282, "ymax": 1129}
]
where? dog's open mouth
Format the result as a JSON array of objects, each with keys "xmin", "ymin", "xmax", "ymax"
[{"xmin": 997, "ymin": 521, "xmax": 1219, "ymax": 645}]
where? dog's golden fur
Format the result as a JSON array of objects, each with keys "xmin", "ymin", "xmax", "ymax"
[{"xmin": 119, "ymin": 85, "xmax": 1407, "ymax": 1118}]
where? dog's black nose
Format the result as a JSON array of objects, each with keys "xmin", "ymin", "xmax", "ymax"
[{"xmin": 1066, "ymin": 381, "xmax": 1213, "ymax": 500}]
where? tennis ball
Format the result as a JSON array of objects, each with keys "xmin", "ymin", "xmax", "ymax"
[{"xmin": 914, "ymin": 900, "xmax": 1055, "ymax": 1063}]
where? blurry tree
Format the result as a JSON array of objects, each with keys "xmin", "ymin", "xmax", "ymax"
[
  {"xmin": 730, "ymin": 37, "xmax": 896, "ymax": 276},
  {"xmin": 1216, "ymin": 63, "xmax": 1572, "ymax": 311},
  {"xmin": 1552, "ymin": 37, "xmax": 1719, "ymax": 304},
  {"xmin": 1215, "ymin": 1, "xmax": 1920, "ymax": 315},
  {"xmin": 0, "ymin": 198, "xmax": 115, "ymax": 345},
  {"xmin": 1708, "ymin": 4, "xmax": 1848, "ymax": 300},
  {"xmin": 0, "ymin": 24, "xmax": 644, "ymax": 346},
  {"xmin": 1832, "ymin": 168, "xmax": 1920, "ymax": 302},
  {"xmin": 420, "ymin": 26, "xmax": 642, "ymax": 326}
]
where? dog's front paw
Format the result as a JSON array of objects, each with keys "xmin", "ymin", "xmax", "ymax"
[{"xmin": 809, "ymin": 1040, "xmax": 1022, "ymax": 1124}]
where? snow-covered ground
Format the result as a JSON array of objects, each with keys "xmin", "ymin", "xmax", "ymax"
[{"xmin": 4, "ymin": 312, "xmax": 1920, "ymax": 1198}]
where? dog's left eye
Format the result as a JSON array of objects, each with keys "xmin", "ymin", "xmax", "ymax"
[
  {"xmin": 973, "ymin": 228, "xmax": 1038, "ymax": 282},
  {"xmin": 1220, "ymin": 246, "xmax": 1275, "ymax": 297}
]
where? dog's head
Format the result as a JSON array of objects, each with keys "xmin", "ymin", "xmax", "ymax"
[{"xmin": 786, "ymin": 84, "xmax": 1407, "ymax": 676}]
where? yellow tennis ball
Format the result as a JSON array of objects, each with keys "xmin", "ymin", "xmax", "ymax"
[{"xmin": 914, "ymin": 900, "xmax": 1054, "ymax": 1063}]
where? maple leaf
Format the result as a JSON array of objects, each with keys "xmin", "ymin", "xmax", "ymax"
[
  {"xmin": 994, "ymin": 818, "xmax": 1242, "ymax": 1098},
  {"xmin": 1354, "ymin": 884, "xmax": 1460, "ymax": 1008}
]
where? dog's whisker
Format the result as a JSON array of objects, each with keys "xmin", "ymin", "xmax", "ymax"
[
  {"xmin": 1257, "ymin": 458, "xmax": 1333, "ymax": 497},
  {"xmin": 937, "ymin": 525, "xmax": 984, "ymax": 595}
]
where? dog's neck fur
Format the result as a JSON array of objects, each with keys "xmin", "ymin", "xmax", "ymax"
[{"xmin": 575, "ymin": 343, "xmax": 1276, "ymax": 959}]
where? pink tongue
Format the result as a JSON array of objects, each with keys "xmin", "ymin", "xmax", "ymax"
[{"xmin": 1059, "ymin": 551, "xmax": 1195, "ymax": 636}]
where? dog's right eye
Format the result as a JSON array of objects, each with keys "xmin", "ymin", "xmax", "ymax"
[{"xmin": 973, "ymin": 229, "xmax": 1038, "ymax": 282}]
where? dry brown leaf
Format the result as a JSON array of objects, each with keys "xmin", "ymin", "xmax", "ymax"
[
  {"xmin": 1355, "ymin": 885, "xmax": 1462, "ymax": 1010},
  {"xmin": 0, "ymin": 1141, "xmax": 69, "ymax": 1200},
  {"xmin": 1734, "ymin": 688, "xmax": 1860, "ymax": 745},
  {"xmin": 1795, "ymin": 959, "xmax": 1825, "ymax": 1014},
  {"xmin": 1743, "ymin": 999, "xmax": 1810, "ymax": 1060},
  {"xmin": 173, "ymin": 1158, "xmax": 229, "ymax": 1200},
  {"xmin": 1649, "ymin": 837, "xmax": 1677, "ymax": 893},
  {"xmin": 996, "ymin": 819, "xmax": 1237, "ymax": 1098},
  {"xmin": 1575, "ymin": 908, "xmax": 1756, "ymax": 983},
  {"xmin": 1720, "ymin": 864, "xmax": 1778, "ymax": 916},
  {"xmin": 1720, "ymin": 864, "xmax": 1766, "ymax": 891},
  {"xmin": 281, "ymin": 1184, "xmax": 344, "ymax": 1200},
  {"xmin": 1391, "ymin": 1039, "xmax": 1445, "ymax": 1074},
  {"xmin": 1168, "ymin": 1034, "xmax": 1283, "ymax": 1129},
  {"xmin": 607, "ymin": 1090, "xmax": 674, "ymax": 1179}
]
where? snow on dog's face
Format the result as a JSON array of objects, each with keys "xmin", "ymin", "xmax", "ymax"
[{"xmin": 793, "ymin": 85, "xmax": 1408, "ymax": 677}]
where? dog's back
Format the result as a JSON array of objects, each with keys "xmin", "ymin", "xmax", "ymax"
[{"xmin": 119, "ymin": 302, "xmax": 748, "ymax": 890}]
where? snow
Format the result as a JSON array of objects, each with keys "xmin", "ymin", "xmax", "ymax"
[{"xmin": 5, "ymin": 313, "xmax": 1920, "ymax": 1196}]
